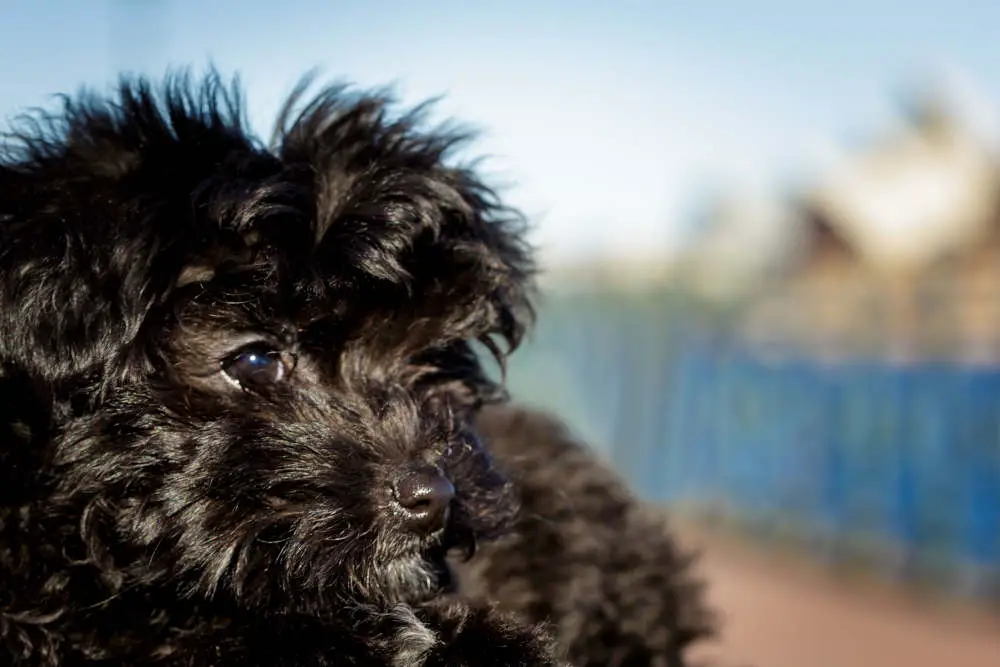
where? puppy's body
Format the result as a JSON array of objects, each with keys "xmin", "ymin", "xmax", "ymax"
[
  {"xmin": 0, "ymin": 70, "xmax": 711, "ymax": 666},
  {"xmin": 465, "ymin": 406, "xmax": 714, "ymax": 667}
]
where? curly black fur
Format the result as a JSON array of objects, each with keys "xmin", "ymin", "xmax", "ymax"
[
  {"xmin": 462, "ymin": 406, "xmax": 716, "ymax": 667},
  {"xmin": 0, "ymin": 69, "xmax": 712, "ymax": 666}
]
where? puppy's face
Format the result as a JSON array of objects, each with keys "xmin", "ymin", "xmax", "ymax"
[
  {"xmin": 68, "ymin": 261, "xmax": 516, "ymax": 611},
  {"xmin": 0, "ymin": 72, "xmax": 534, "ymax": 612}
]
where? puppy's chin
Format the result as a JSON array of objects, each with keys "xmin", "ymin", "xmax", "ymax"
[
  {"xmin": 423, "ymin": 527, "xmax": 475, "ymax": 594},
  {"xmin": 376, "ymin": 554, "xmax": 452, "ymax": 605},
  {"xmin": 379, "ymin": 519, "xmax": 476, "ymax": 603}
]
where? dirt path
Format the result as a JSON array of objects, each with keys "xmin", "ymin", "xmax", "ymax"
[{"xmin": 680, "ymin": 528, "xmax": 1000, "ymax": 667}]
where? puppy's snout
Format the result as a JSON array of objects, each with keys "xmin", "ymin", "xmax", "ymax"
[{"xmin": 392, "ymin": 467, "xmax": 455, "ymax": 534}]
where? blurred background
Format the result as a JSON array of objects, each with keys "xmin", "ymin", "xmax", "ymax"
[{"xmin": 2, "ymin": 1, "xmax": 999, "ymax": 664}]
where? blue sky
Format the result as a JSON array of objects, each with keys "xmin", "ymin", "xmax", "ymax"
[{"xmin": 2, "ymin": 1, "xmax": 999, "ymax": 263}]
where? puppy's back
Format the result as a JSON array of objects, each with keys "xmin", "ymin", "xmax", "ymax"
[{"xmin": 459, "ymin": 403, "xmax": 716, "ymax": 667}]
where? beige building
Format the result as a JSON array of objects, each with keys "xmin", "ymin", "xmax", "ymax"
[{"xmin": 739, "ymin": 95, "xmax": 1000, "ymax": 364}]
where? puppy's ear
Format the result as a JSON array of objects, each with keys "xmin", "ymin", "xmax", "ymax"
[
  {"xmin": 0, "ymin": 71, "xmax": 257, "ymax": 396},
  {"xmin": 0, "ymin": 161, "xmax": 160, "ymax": 394},
  {"xmin": 274, "ymin": 80, "xmax": 537, "ymax": 395}
]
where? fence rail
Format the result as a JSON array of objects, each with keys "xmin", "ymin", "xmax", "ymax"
[{"xmin": 507, "ymin": 293, "xmax": 1000, "ymax": 601}]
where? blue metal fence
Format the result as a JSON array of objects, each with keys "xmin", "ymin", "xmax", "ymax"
[{"xmin": 507, "ymin": 296, "xmax": 1000, "ymax": 599}]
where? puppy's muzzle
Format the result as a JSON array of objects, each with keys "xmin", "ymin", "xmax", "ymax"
[{"xmin": 392, "ymin": 467, "xmax": 455, "ymax": 534}]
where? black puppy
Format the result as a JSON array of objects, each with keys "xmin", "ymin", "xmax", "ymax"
[
  {"xmin": 0, "ymin": 70, "xmax": 713, "ymax": 667},
  {"xmin": 0, "ymin": 70, "xmax": 560, "ymax": 666}
]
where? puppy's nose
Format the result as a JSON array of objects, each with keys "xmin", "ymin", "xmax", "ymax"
[{"xmin": 393, "ymin": 467, "xmax": 455, "ymax": 534}]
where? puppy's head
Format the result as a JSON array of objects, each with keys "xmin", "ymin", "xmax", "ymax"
[{"xmin": 0, "ymin": 70, "xmax": 534, "ymax": 612}]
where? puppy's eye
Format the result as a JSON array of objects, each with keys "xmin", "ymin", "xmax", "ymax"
[{"xmin": 220, "ymin": 345, "xmax": 295, "ymax": 392}]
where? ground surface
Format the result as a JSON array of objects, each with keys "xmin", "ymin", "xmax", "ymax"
[{"xmin": 680, "ymin": 526, "xmax": 1000, "ymax": 667}]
